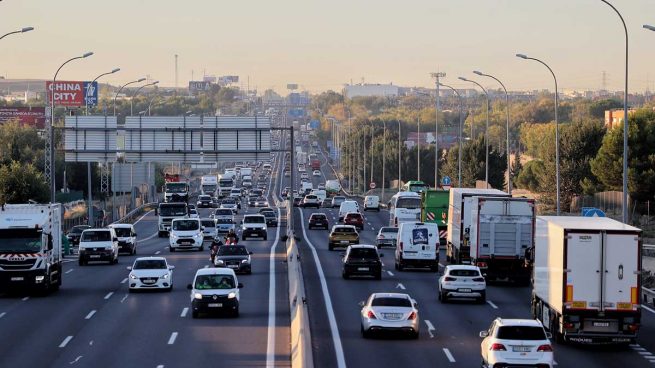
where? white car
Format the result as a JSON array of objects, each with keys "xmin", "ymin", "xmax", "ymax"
[
  {"xmin": 312, "ymin": 170, "xmax": 321, "ymax": 177},
  {"xmin": 127, "ymin": 257, "xmax": 174, "ymax": 292},
  {"xmin": 241, "ymin": 214, "xmax": 268, "ymax": 240},
  {"xmin": 169, "ymin": 218, "xmax": 204, "ymax": 252},
  {"xmin": 360, "ymin": 293, "xmax": 419, "ymax": 339},
  {"xmin": 200, "ymin": 218, "xmax": 217, "ymax": 240},
  {"xmin": 480, "ymin": 318, "xmax": 554, "ymax": 368},
  {"xmin": 189, "ymin": 209, "xmax": 199, "ymax": 218},
  {"xmin": 188, "ymin": 267, "xmax": 243, "ymax": 318},
  {"xmin": 438, "ymin": 265, "xmax": 486, "ymax": 303},
  {"xmin": 300, "ymin": 172, "xmax": 309, "ymax": 180}
]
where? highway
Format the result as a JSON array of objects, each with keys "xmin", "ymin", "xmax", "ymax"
[
  {"xmin": 286, "ymin": 145, "xmax": 655, "ymax": 368},
  {"xmin": 0, "ymin": 153, "xmax": 290, "ymax": 368}
]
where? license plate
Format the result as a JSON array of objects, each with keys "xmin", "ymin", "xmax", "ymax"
[
  {"xmin": 459, "ymin": 288, "xmax": 472, "ymax": 293},
  {"xmin": 208, "ymin": 303, "xmax": 222, "ymax": 308},
  {"xmin": 144, "ymin": 280, "xmax": 156, "ymax": 284},
  {"xmin": 182, "ymin": 241, "xmax": 192, "ymax": 245},
  {"xmin": 341, "ymin": 240, "xmax": 349, "ymax": 244},
  {"xmin": 11, "ymin": 277, "xmax": 24, "ymax": 281},
  {"xmin": 228, "ymin": 265, "xmax": 238, "ymax": 268},
  {"xmin": 593, "ymin": 322, "xmax": 610, "ymax": 327},
  {"xmin": 512, "ymin": 346, "xmax": 531, "ymax": 352},
  {"xmin": 90, "ymin": 255, "xmax": 101, "ymax": 258},
  {"xmin": 384, "ymin": 313, "xmax": 402, "ymax": 319},
  {"xmin": 357, "ymin": 267, "xmax": 369, "ymax": 271}
]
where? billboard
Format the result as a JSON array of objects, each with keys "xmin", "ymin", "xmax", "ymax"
[
  {"xmin": 218, "ymin": 76, "xmax": 239, "ymax": 85},
  {"xmin": 46, "ymin": 81, "xmax": 98, "ymax": 107},
  {"xmin": 189, "ymin": 81, "xmax": 211, "ymax": 92},
  {"xmin": 0, "ymin": 107, "xmax": 46, "ymax": 128},
  {"xmin": 203, "ymin": 76, "xmax": 217, "ymax": 83}
]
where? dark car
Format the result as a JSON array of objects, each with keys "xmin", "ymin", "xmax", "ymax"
[
  {"xmin": 293, "ymin": 197, "xmax": 303, "ymax": 207},
  {"xmin": 214, "ymin": 245, "xmax": 253, "ymax": 274},
  {"xmin": 321, "ymin": 199, "xmax": 332, "ymax": 208},
  {"xmin": 196, "ymin": 195, "xmax": 213, "ymax": 208},
  {"xmin": 344, "ymin": 212, "xmax": 365, "ymax": 230},
  {"xmin": 342, "ymin": 244, "xmax": 383, "ymax": 280},
  {"xmin": 66, "ymin": 225, "xmax": 91, "ymax": 246},
  {"xmin": 308, "ymin": 213, "xmax": 329, "ymax": 230},
  {"xmin": 261, "ymin": 210, "xmax": 278, "ymax": 227}
]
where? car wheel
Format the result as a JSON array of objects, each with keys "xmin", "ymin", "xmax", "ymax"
[
  {"xmin": 411, "ymin": 331, "xmax": 419, "ymax": 339},
  {"xmin": 132, "ymin": 247, "xmax": 136, "ymax": 255},
  {"xmin": 375, "ymin": 271, "xmax": 381, "ymax": 280},
  {"xmin": 242, "ymin": 235, "xmax": 247, "ymax": 241},
  {"xmin": 328, "ymin": 244, "xmax": 334, "ymax": 251},
  {"xmin": 440, "ymin": 291, "xmax": 448, "ymax": 303},
  {"xmin": 232, "ymin": 307, "xmax": 240, "ymax": 318},
  {"xmin": 342, "ymin": 271, "xmax": 349, "ymax": 279},
  {"xmin": 398, "ymin": 260, "xmax": 404, "ymax": 271},
  {"xmin": 167, "ymin": 285, "xmax": 173, "ymax": 292},
  {"xmin": 192, "ymin": 310, "xmax": 199, "ymax": 319},
  {"xmin": 199, "ymin": 245, "xmax": 204, "ymax": 251},
  {"xmin": 128, "ymin": 288, "xmax": 134, "ymax": 293},
  {"xmin": 264, "ymin": 235, "xmax": 268, "ymax": 241},
  {"xmin": 78, "ymin": 259, "xmax": 84, "ymax": 266},
  {"xmin": 170, "ymin": 247, "xmax": 176, "ymax": 252},
  {"xmin": 361, "ymin": 324, "xmax": 370, "ymax": 339}
]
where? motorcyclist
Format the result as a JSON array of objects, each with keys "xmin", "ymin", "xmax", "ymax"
[
  {"xmin": 210, "ymin": 237, "xmax": 223, "ymax": 264},
  {"xmin": 225, "ymin": 229, "xmax": 238, "ymax": 245}
]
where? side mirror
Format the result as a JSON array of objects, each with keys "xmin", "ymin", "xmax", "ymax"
[
  {"xmin": 155, "ymin": 208, "xmax": 158, "ymax": 215},
  {"xmin": 249, "ymin": 251, "xmax": 254, "ymax": 255},
  {"xmin": 187, "ymin": 284, "xmax": 193, "ymax": 290},
  {"xmin": 238, "ymin": 283, "xmax": 244, "ymax": 289},
  {"xmin": 546, "ymin": 332, "xmax": 552, "ymax": 339},
  {"xmin": 340, "ymin": 252, "xmax": 346, "ymax": 257},
  {"xmin": 133, "ymin": 233, "xmax": 137, "ymax": 237},
  {"xmin": 201, "ymin": 226, "xmax": 205, "ymax": 231},
  {"xmin": 413, "ymin": 302, "xmax": 418, "ymax": 308},
  {"xmin": 169, "ymin": 265, "xmax": 175, "ymax": 270},
  {"xmin": 358, "ymin": 301, "xmax": 365, "ymax": 308},
  {"xmin": 126, "ymin": 266, "xmax": 132, "ymax": 270},
  {"xmin": 113, "ymin": 237, "xmax": 118, "ymax": 242},
  {"xmin": 479, "ymin": 331, "xmax": 489, "ymax": 338},
  {"xmin": 379, "ymin": 253, "xmax": 384, "ymax": 258}
]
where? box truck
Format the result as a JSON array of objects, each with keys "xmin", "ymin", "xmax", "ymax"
[
  {"xmin": 531, "ymin": 216, "xmax": 641, "ymax": 344},
  {"xmin": 420, "ymin": 189, "xmax": 449, "ymax": 244}
]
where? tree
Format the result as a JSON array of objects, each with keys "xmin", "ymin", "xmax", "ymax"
[
  {"xmin": 512, "ymin": 149, "xmax": 523, "ymax": 184},
  {"xmin": 516, "ymin": 160, "xmax": 544, "ymax": 192},
  {"xmin": 589, "ymin": 99, "xmax": 622, "ymax": 119},
  {"xmin": 0, "ymin": 161, "xmax": 49, "ymax": 204},
  {"xmin": 441, "ymin": 136, "xmax": 506, "ymax": 189}
]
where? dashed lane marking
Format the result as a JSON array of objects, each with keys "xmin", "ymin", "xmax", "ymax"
[
  {"xmin": 155, "ymin": 250, "xmax": 161, "ymax": 255},
  {"xmin": 425, "ymin": 320, "xmax": 436, "ymax": 338},
  {"xmin": 104, "ymin": 292, "xmax": 114, "ymax": 300},
  {"xmin": 156, "ymin": 365, "xmax": 164, "ymax": 368},
  {"xmin": 21, "ymin": 296, "xmax": 29, "ymax": 301},
  {"xmin": 443, "ymin": 348, "xmax": 456, "ymax": 363},
  {"xmin": 0, "ymin": 312, "xmax": 6, "ymax": 319},
  {"xmin": 59, "ymin": 336, "xmax": 73, "ymax": 348},
  {"xmin": 84, "ymin": 310, "xmax": 96, "ymax": 320},
  {"xmin": 180, "ymin": 308, "xmax": 188, "ymax": 318},
  {"xmin": 487, "ymin": 300, "xmax": 499, "ymax": 309},
  {"xmin": 386, "ymin": 271, "xmax": 394, "ymax": 276},
  {"xmin": 396, "ymin": 283, "xmax": 405, "ymax": 290},
  {"xmin": 69, "ymin": 356, "xmax": 83, "ymax": 365},
  {"xmin": 121, "ymin": 278, "xmax": 128, "ymax": 284},
  {"xmin": 120, "ymin": 294, "xmax": 128, "ymax": 303},
  {"xmin": 65, "ymin": 269, "xmax": 74, "ymax": 274},
  {"xmin": 643, "ymin": 305, "xmax": 655, "ymax": 314},
  {"xmin": 167, "ymin": 332, "xmax": 178, "ymax": 345}
]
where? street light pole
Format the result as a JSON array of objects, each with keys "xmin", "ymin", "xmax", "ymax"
[
  {"xmin": 131, "ymin": 81, "xmax": 159, "ymax": 116},
  {"xmin": 113, "ymin": 78, "xmax": 146, "ymax": 116},
  {"xmin": 382, "ymin": 121, "xmax": 386, "ymax": 201},
  {"xmin": 47, "ymin": 51, "xmax": 94, "ymax": 203},
  {"xmin": 431, "ymin": 72, "xmax": 445, "ymax": 189},
  {"xmin": 87, "ymin": 68, "xmax": 120, "ymax": 115},
  {"xmin": 474, "ymin": 70, "xmax": 512, "ymax": 194},
  {"xmin": 398, "ymin": 121, "xmax": 401, "ymax": 190},
  {"xmin": 439, "ymin": 83, "xmax": 463, "ymax": 187},
  {"xmin": 0, "ymin": 26, "xmax": 34, "ymax": 41},
  {"xmin": 516, "ymin": 54, "xmax": 561, "ymax": 214},
  {"xmin": 417, "ymin": 115, "xmax": 421, "ymax": 181},
  {"xmin": 459, "ymin": 77, "xmax": 490, "ymax": 188}
]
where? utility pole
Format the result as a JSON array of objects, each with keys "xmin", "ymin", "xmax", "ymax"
[{"xmin": 431, "ymin": 72, "xmax": 446, "ymax": 189}]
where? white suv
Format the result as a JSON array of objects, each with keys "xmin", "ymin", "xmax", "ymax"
[
  {"xmin": 438, "ymin": 265, "xmax": 486, "ymax": 303},
  {"xmin": 169, "ymin": 218, "xmax": 204, "ymax": 252},
  {"xmin": 241, "ymin": 214, "xmax": 267, "ymax": 240},
  {"xmin": 479, "ymin": 318, "xmax": 554, "ymax": 368},
  {"xmin": 78, "ymin": 228, "xmax": 119, "ymax": 266}
]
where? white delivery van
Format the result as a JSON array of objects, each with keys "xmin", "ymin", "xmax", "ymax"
[
  {"xmin": 394, "ymin": 222, "xmax": 439, "ymax": 271},
  {"xmin": 79, "ymin": 228, "xmax": 119, "ymax": 266},
  {"xmin": 169, "ymin": 218, "xmax": 204, "ymax": 252},
  {"xmin": 338, "ymin": 200, "xmax": 360, "ymax": 222},
  {"xmin": 364, "ymin": 195, "xmax": 380, "ymax": 211}
]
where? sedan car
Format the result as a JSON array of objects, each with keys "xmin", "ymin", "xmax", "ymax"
[
  {"xmin": 66, "ymin": 225, "xmax": 91, "ymax": 246},
  {"xmin": 249, "ymin": 196, "xmax": 269, "ymax": 207},
  {"xmin": 360, "ymin": 293, "xmax": 419, "ymax": 339},
  {"xmin": 344, "ymin": 212, "xmax": 364, "ymax": 230},
  {"xmin": 479, "ymin": 318, "xmax": 554, "ymax": 368},
  {"xmin": 438, "ymin": 265, "xmax": 486, "ymax": 303},
  {"xmin": 127, "ymin": 257, "xmax": 174, "ymax": 292},
  {"xmin": 376, "ymin": 227, "xmax": 398, "ymax": 248},
  {"xmin": 261, "ymin": 210, "xmax": 278, "ymax": 227},
  {"xmin": 342, "ymin": 244, "xmax": 383, "ymax": 279},
  {"xmin": 214, "ymin": 245, "xmax": 253, "ymax": 274},
  {"xmin": 312, "ymin": 170, "xmax": 321, "ymax": 177},
  {"xmin": 308, "ymin": 213, "xmax": 329, "ymax": 229},
  {"xmin": 197, "ymin": 195, "xmax": 213, "ymax": 208}
]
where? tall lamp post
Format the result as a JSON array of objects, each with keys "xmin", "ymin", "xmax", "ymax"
[
  {"xmin": 87, "ymin": 68, "xmax": 120, "ymax": 115},
  {"xmin": 438, "ymin": 83, "xmax": 463, "ymax": 187},
  {"xmin": 113, "ymin": 78, "xmax": 146, "ymax": 116},
  {"xmin": 458, "ymin": 77, "xmax": 490, "ymax": 188},
  {"xmin": 381, "ymin": 120, "xmax": 387, "ymax": 202},
  {"xmin": 431, "ymin": 72, "xmax": 445, "ymax": 188},
  {"xmin": 0, "ymin": 26, "xmax": 34, "ymax": 40},
  {"xmin": 47, "ymin": 51, "xmax": 94, "ymax": 202},
  {"xmin": 516, "ymin": 54, "xmax": 561, "ymax": 215},
  {"xmin": 131, "ymin": 81, "xmax": 159, "ymax": 116},
  {"xmin": 474, "ymin": 70, "xmax": 512, "ymax": 195}
]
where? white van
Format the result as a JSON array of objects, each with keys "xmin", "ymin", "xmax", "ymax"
[
  {"xmin": 338, "ymin": 200, "xmax": 360, "ymax": 222},
  {"xmin": 310, "ymin": 189, "xmax": 327, "ymax": 202},
  {"xmin": 394, "ymin": 222, "xmax": 439, "ymax": 271},
  {"xmin": 78, "ymin": 228, "xmax": 119, "ymax": 266},
  {"xmin": 363, "ymin": 195, "xmax": 380, "ymax": 211},
  {"xmin": 108, "ymin": 223, "xmax": 137, "ymax": 255},
  {"xmin": 169, "ymin": 218, "xmax": 204, "ymax": 252}
]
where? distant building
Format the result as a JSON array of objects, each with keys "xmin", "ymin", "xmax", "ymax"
[
  {"xmin": 604, "ymin": 108, "xmax": 636, "ymax": 129},
  {"xmin": 344, "ymin": 83, "xmax": 399, "ymax": 98}
]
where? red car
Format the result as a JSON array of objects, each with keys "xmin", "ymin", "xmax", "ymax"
[{"xmin": 343, "ymin": 212, "xmax": 364, "ymax": 230}]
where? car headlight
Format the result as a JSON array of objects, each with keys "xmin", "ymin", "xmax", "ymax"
[
  {"xmin": 216, "ymin": 260, "xmax": 224, "ymax": 265},
  {"xmin": 129, "ymin": 273, "xmax": 137, "ymax": 279},
  {"xmin": 227, "ymin": 292, "xmax": 237, "ymax": 299},
  {"xmin": 105, "ymin": 246, "xmax": 113, "ymax": 251},
  {"xmin": 161, "ymin": 273, "xmax": 169, "ymax": 279},
  {"xmin": 194, "ymin": 293, "xmax": 203, "ymax": 300},
  {"xmin": 170, "ymin": 233, "xmax": 178, "ymax": 239},
  {"xmin": 241, "ymin": 259, "xmax": 249, "ymax": 264}
]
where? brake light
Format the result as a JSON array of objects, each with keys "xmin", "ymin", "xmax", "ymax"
[
  {"xmin": 563, "ymin": 322, "xmax": 574, "ymax": 329},
  {"xmin": 444, "ymin": 277, "xmax": 457, "ymax": 282},
  {"xmin": 473, "ymin": 277, "xmax": 485, "ymax": 282},
  {"xmin": 626, "ymin": 324, "xmax": 640, "ymax": 332},
  {"xmin": 537, "ymin": 344, "xmax": 553, "ymax": 352},
  {"xmin": 407, "ymin": 311, "xmax": 417, "ymax": 320},
  {"xmin": 367, "ymin": 310, "xmax": 377, "ymax": 319},
  {"xmin": 490, "ymin": 343, "xmax": 506, "ymax": 351},
  {"xmin": 399, "ymin": 242, "xmax": 403, "ymax": 251},
  {"xmin": 476, "ymin": 261, "xmax": 487, "ymax": 268}
]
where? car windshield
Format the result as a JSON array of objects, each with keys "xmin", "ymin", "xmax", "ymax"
[
  {"xmin": 409, "ymin": 184, "xmax": 428, "ymax": 193},
  {"xmin": 245, "ymin": 216, "xmax": 265, "ymax": 224},
  {"xmin": 81, "ymin": 231, "xmax": 111, "ymax": 242},
  {"xmin": 305, "ymin": 196, "xmax": 317, "ymax": 200},
  {"xmin": 133, "ymin": 259, "xmax": 167, "ymax": 269},
  {"xmin": 256, "ymin": 197, "xmax": 266, "ymax": 201},
  {"xmin": 312, "ymin": 215, "xmax": 326, "ymax": 220},
  {"xmin": 496, "ymin": 326, "xmax": 546, "ymax": 340},
  {"xmin": 348, "ymin": 248, "xmax": 378, "ymax": 259},
  {"xmin": 262, "ymin": 212, "xmax": 275, "ymax": 218},
  {"xmin": 396, "ymin": 197, "xmax": 421, "ymax": 209},
  {"xmin": 218, "ymin": 246, "xmax": 249, "ymax": 256},
  {"xmin": 172, "ymin": 220, "xmax": 199, "ymax": 231},
  {"xmin": 71, "ymin": 226, "xmax": 90, "ymax": 234},
  {"xmin": 449, "ymin": 269, "xmax": 481, "ymax": 277},
  {"xmin": 0, "ymin": 229, "xmax": 42, "ymax": 252},
  {"xmin": 371, "ymin": 297, "xmax": 411, "ymax": 307},
  {"xmin": 199, "ymin": 196, "xmax": 211, "ymax": 200},
  {"xmin": 201, "ymin": 220, "xmax": 215, "ymax": 227},
  {"xmin": 159, "ymin": 205, "xmax": 187, "ymax": 216},
  {"xmin": 380, "ymin": 227, "xmax": 398, "ymax": 234},
  {"xmin": 113, "ymin": 228, "xmax": 132, "ymax": 237},
  {"xmin": 194, "ymin": 274, "xmax": 236, "ymax": 290},
  {"xmin": 334, "ymin": 227, "xmax": 355, "ymax": 233},
  {"xmin": 165, "ymin": 182, "xmax": 187, "ymax": 193},
  {"xmin": 222, "ymin": 199, "xmax": 235, "ymax": 205},
  {"xmin": 215, "ymin": 210, "xmax": 232, "ymax": 216},
  {"xmin": 215, "ymin": 218, "xmax": 233, "ymax": 224},
  {"xmin": 333, "ymin": 197, "xmax": 345, "ymax": 203}
]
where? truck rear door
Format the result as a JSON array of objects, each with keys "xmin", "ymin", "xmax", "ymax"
[
  {"xmin": 603, "ymin": 233, "xmax": 639, "ymax": 311},
  {"xmin": 566, "ymin": 232, "xmax": 602, "ymax": 310}
]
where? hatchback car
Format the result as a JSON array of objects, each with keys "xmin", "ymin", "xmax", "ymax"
[
  {"xmin": 376, "ymin": 227, "xmax": 398, "ymax": 248},
  {"xmin": 303, "ymin": 194, "xmax": 321, "ymax": 208},
  {"xmin": 479, "ymin": 318, "xmax": 554, "ymax": 368},
  {"xmin": 439, "ymin": 265, "xmax": 486, "ymax": 303},
  {"xmin": 214, "ymin": 245, "xmax": 253, "ymax": 274},
  {"xmin": 360, "ymin": 293, "xmax": 419, "ymax": 339},
  {"xmin": 188, "ymin": 268, "xmax": 243, "ymax": 318},
  {"xmin": 312, "ymin": 170, "xmax": 321, "ymax": 177},
  {"xmin": 344, "ymin": 212, "xmax": 364, "ymax": 230},
  {"xmin": 328, "ymin": 225, "xmax": 359, "ymax": 251},
  {"xmin": 308, "ymin": 213, "xmax": 329, "ymax": 230},
  {"xmin": 197, "ymin": 195, "xmax": 213, "ymax": 208},
  {"xmin": 127, "ymin": 257, "xmax": 174, "ymax": 292},
  {"xmin": 342, "ymin": 244, "xmax": 383, "ymax": 279}
]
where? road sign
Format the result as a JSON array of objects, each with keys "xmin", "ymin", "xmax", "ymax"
[
  {"xmin": 582, "ymin": 207, "xmax": 606, "ymax": 217},
  {"xmin": 441, "ymin": 176, "xmax": 452, "ymax": 186},
  {"xmin": 369, "ymin": 182, "xmax": 376, "ymax": 189}
]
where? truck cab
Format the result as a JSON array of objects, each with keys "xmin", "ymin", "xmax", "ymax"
[{"xmin": 157, "ymin": 202, "xmax": 189, "ymax": 237}]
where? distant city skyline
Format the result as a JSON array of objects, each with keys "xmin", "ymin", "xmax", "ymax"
[{"xmin": 2, "ymin": 0, "xmax": 655, "ymax": 94}]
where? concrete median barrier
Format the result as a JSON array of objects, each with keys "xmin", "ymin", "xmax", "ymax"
[{"xmin": 287, "ymin": 235, "xmax": 313, "ymax": 368}]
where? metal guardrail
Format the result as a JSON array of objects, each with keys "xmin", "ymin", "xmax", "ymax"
[{"xmin": 112, "ymin": 202, "xmax": 158, "ymax": 225}]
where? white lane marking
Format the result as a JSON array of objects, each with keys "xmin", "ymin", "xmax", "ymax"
[
  {"xmin": 69, "ymin": 355, "xmax": 83, "ymax": 365},
  {"xmin": 425, "ymin": 320, "xmax": 436, "ymax": 338},
  {"xmin": 299, "ymin": 208, "xmax": 346, "ymax": 368},
  {"xmin": 203, "ymin": 265, "xmax": 209, "ymax": 268},
  {"xmin": 180, "ymin": 307, "xmax": 189, "ymax": 318},
  {"xmin": 639, "ymin": 352, "xmax": 653, "ymax": 356},
  {"xmin": 133, "ymin": 209, "xmax": 154, "ymax": 225},
  {"xmin": 386, "ymin": 271, "xmax": 394, "ymax": 276},
  {"xmin": 0, "ymin": 312, "xmax": 6, "ymax": 319},
  {"xmin": 136, "ymin": 231, "xmax": 158, "ymax": 244},
  {"xmin": 487, "ymin": 300, "xmax": 499, "ymax": 309},
  {"xmin": 634, "ymin": 347, "xmax": 647, "ymax": 351},
  {"xmin": 120, "ymin": 294, "xmax": 128, "ymax": 303},
  {"xmin": 84, "ymin": 310, "xmax": 96, "ymax": 320},
  {"xmin": 443, "ymin": 348, "xmax": 456, "ymax": 363},
  {"xmin": 155, "ymin": 250, "xmax": 161, "ymax": 255},
  {"xmin": 59, "ymin": 335, "xmax": 74, "ymax": 348},
  {"xmin": 121, "ymin": 278, "xmax": 128, "ymax": 284},
  {"xmin": 89, "ymin": 340, "xmax": 93, "ymax": 346},
  {"xmin": 156, "ymin": 365, "xmax": 164, "ymax": 368},
  {"xmin": 396, "ymin": 283, "xmax": 406, "ymax": 290},
  {"xmin": 266, "ymin": 197, "xmax": 283, "ymax": 368},
  {"xmin": 104, "ymin": 292, "xmax": 114, "ymax": 300},
  {"xmin": 167, "ymin": 332, "xmax": 178, "ymax": 345},
  {"xmin": 65, "ymin": 269, "xmax": 74, "ymax": 274},
  {"xmin": 643, "ymin": 305, "xmax": 655, "ymax": 314},
  {"xmin": 21, "ymin": 296, "xmax": 29, "ymax": 301}
]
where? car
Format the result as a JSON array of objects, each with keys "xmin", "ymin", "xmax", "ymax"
[
  {"xmin": 293, "ymin": 197, "xmax": 303, "ymax": 207},
  {"xmin": 169, "ymin": 218, "xmax": 204, "ymax": 252},
  {"xmin": 220, "ymin": 198, "xmax": 240, "ymax": 214},
  {"xmin": 127, "ymin": 257, "xmax": 174, "ymax": 292},
  {"xmin": 318, "ymin": 183, "xmax": 326, "ymax": 190},
  {"xmin": 66, "ymin": 225, "xmax": 91, "ymax": 246},
  {"xmin": 249, "ymin": 196, "xmax": 269, "ymax": 207},
  {"xmin": 338, "ymin": 200, "xmax": 360, "ymax": 221},
  {"xmin": 261, "ymin": 211, "xmax": 278, "ymax": 227},
  {"xmin": 108, "ymin": 223, "xmax": 137, "ymax": 255},
  {"xmin": 284, "ymin": 170, "xmax": 291, "ymax": 177},
  {"xmin": 212, "ymin": 208, "xmax": 234, "ymax": 220},
  {"xmin": 331, "ymin": 196, "xmax": 346, "ymax": 208},
  {"xmin": 321, "ymin": 198, "xmax": 333, "ymax": 208},
  {"xmin": 242, "ymin": 179, "xmax": 252, "ymax": 188},
  {"xmin": 187, "ymin": 204, "xmax": 197, "ymax": 211},
  {"xmin": 313, "ymin": 170, "xmax": 321, "ymax": 177},
  {"xmin": 298, "ymin": 164, "xmax": 306, "ymax": 172},
  {"xmin": 364, "ymin": 195, "xmax": 380, "ymax": 211},
  {"xmin": 310, "ymin": 189, "xmax": 327, "ymax": 202},
  {"xmin": 308, "ymin": 213, "xmax": 329, "ymax": 230},
  {"xmin": 342, "ymin": 244, "xmax": 383, "ymax": 279},
  {"xmin": 376, "ymin": 227, "xmax": 398, "ymax": 248},
  {"xmin": 229, "ymin": 188, "xmax": 242, "ymax": 199},
  {"xmin": 214, "ymin": 217, "xmax": 236, "ymax": 234},
  {"xmin": 197, "ymin": 195, "xmax": 213, "ymax": 208},
  {"xmin": 302, "ymin": 194, "xmax": 321, "ymax": 208},
  {"xmin": 188, "ymin": 267, "xmax": 243, "ymax": 318},
  {"xmin": 300, "ymin": 172, "xmax": 309, "ymax": 180},
  {"xmin": 78, "ymin": 228, "xmax": 120, "ymax": 265},
  {"xmin": 360, "ymin": 293, "xmax": 419, "ymax": 339},
  {"xmin": 328, "ymin": 225, "xmax": 359, "ymax": 251},
  {"xmin": 189, "ymin": 209, "xmax": 199, "ymax": 218},
  {"xmin": 479, "ymin": 318, "xmax": 554, "ymax": 368},
  {"xmin": 438, "ymin": 265, "xmax": 486, "ymax": 303},
  {"xmin": 344, "ymin": 212, "xmax": 364, "ymax": 230},
  {"xmin": 200, "ymin": 218, "xmax": 218, "ymax": 240},
  {"xmin": 214, "ymin": 245, "xmax": 253, "ymax": 274},
  {"xmin": 241, "ymin": 214, "xmax": 268, "ymax": 240}
]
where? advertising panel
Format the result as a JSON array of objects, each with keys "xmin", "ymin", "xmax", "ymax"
[
  {"xmin": 189, "ymin": 81, "xmax": 211, "ymax": 92},
  {"xmin": 46, "ymin": 81, "xmax": 98, "ymax": 107},
  {"xmin": 0, "ymin": 107, "xmax": 46, "ymax": 128},
  {"xmin": 218, "ymin": 75, "xmax": 239, "ymax": 85}
]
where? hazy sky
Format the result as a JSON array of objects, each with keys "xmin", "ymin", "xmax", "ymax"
[{"xmin": 3, "ymin": 0, "xmax": 655, "ymax": 94}]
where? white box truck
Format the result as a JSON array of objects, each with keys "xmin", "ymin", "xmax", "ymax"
[
  {"xmin": 466, "ymin": 196, "xmax": 536, "ymax": 283},
  {"xmin": 200, "ymin": 175, "xmax": 218, "ymax": 195},
  {"xmin": 531, "ymin": 216, "xmax": 641, "ymax": 344},
  {"xmin": 446, "ymin": 188, "xmax": 509, "ymax": 264},
  {"xmin": 0, "ymin": 204, "xmax": 63, "ymax": 293}
]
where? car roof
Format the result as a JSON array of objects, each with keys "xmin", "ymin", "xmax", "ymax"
[
  {"xmin": 495, "ymin": 318, "xmax": 544, "ymax": 328},
  {"xmin": 244, "ymin": 214, "xmax": 265, "ymax": 218},
  {"xmin": 371, "ymin": 292, "xmax": 411, "ymax": 299},
  {"xmin": 194, "ymin": 267, "xmax": 236, "ymax": 277},
  {"xmin": 109, "ymin": 223, "xmax": 133, "ymax": 229},
  {"xmin": 83, "ymin": 228, "xmax": 111, "ymax": 232},
  {"xmin": 345, "ymin": 212, "xmax": 361, "ymax": 216},
  {"xmin": 172, "ymin": 217, "xmax": 198, "ymax": 221},
  {"xmin": 134, "ymin": 256, "xmax": 167, "ymax": 262},
  {"xmin": 310, "ymin": 212, "xmax": 327, "ymax": 216},
  {"xmin": 333, "ymin": 225, "xmax": 356, "ymax": 229},
  {"xmin": 446, "ymin": 265, "xmax": 480, "ymax": 272},
  {"xmin": 348, "ymin": 244, "xmax": 377, "ymax": 250}
]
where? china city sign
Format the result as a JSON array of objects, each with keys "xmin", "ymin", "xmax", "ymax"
[{"xmin": 46, "ymin": 81, "xmax": 99, "ymax": 107}]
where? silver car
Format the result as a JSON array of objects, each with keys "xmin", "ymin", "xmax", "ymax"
[
  {"xmin": 200, "ymin": 218, "xmax": 217, "ymax": 240},
  {"xmin": 376, "ymin": 227, "xmax": 398, "ymax": 248},
  {"xmin": 360, "ymin": 293, "xmax": 419, "ymax": 339}
]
